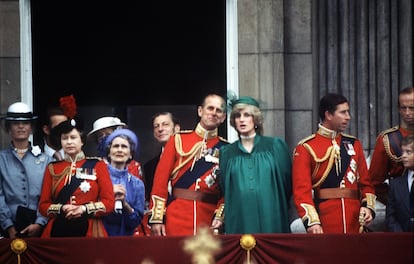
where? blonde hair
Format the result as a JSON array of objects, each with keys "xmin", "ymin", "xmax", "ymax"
[{"xmin": 230, "ymin": 103, "xmax": 264, "ymax": 135}]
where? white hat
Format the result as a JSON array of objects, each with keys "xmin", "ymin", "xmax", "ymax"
[
  {"xmin": 4, "ymin": 102, "xmax": 38, "ymax": 121},
  {"xmin": 87, "ymin": 117, "xmax": 126, "ymax": 136}
]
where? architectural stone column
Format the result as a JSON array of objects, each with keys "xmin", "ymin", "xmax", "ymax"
[
  {"xmin": 238, "ymin": 0, "xmax": 313, "ymax": 150},
  {"xmin": 0, "ymin": 0, "xmax": 20, "ymax": 147},
  {"xmin": 313, "ymin": 0, "xmax": 413, "ymax": 153},
  {"xmin": 238, "ymin": 0, "xmax": 290, "ymax": 142}
]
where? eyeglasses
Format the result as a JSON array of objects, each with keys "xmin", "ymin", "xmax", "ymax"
[{"xmin": 399, "ymin": 106, "xmax": 414, "ymax": 112}]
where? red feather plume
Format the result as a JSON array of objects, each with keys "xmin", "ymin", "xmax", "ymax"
[{"xmin": 59, "ymin": 94, "xmax": 77, "ymax": 119}]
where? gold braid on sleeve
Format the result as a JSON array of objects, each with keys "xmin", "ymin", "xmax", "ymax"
[
  {"xmin": 84, "ymin": 202, "xmax": 106, "ymax": 215},
  {"xmin": 300, "ymin": 203, "xmax": 321, "ymax": 227},
  {"xmin": 149, "ymin": 195, "xmax": 166, "ymax": 224},
  {"xmin": 362, "ymin": 193, "xmax": 377, "ymax": 213},
  {"xmin": 213, "ymin": 203, "xmax": 225, "ymax": 222},
  {"xmin": 47, "ymin": 204, "xmax": 63, "ymax": 215}
]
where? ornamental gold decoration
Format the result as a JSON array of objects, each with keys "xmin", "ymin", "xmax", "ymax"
[
  {"xmin": 11, "ymin": 238, "xmax": 27, "ymax": 264},
  {"xmin": 183, "ymin": 227, "xmax": 221, "ymax": 264},
  {"xmin": 240, "ymin": 234, "xmax": 257, "ymax": 264}
]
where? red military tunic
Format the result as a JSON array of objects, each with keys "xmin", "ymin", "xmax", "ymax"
[
  {"xmin": 127, "ymin": 160, "xmax": 144, "ymax": 180},
  {"xmin": 39, "ymin": 154, "xmax": 115, "ymax": 237},
  {"xmin": 369, "ymin": 126, "xmax": 412, "ymax": 204},
  {"xmin": 292, "ymin": 126, "xmax": 376, "ymax": 233},
  {"xmin": 149, "ymin": 123, "xmax": 225, "ymax": 236}
]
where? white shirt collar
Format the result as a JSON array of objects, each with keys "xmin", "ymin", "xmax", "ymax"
[
  {"xmin": 408, "ymin": 170, "xmax": 414, "ymax": 192},
  {"xmin": 43, "ymin": 139, "xmax": 56, "ymax": 157}
]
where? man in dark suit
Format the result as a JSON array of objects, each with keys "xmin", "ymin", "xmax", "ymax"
[
  {"xmin": 386, "ymin": 135, "xmax": 414, "ymax": 232},
  {"xmin": 143, "ymin": 112, "xmax": 180, "ymax": 202}
]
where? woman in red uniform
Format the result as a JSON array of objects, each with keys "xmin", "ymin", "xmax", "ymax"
[{"xmin": 39, "ymin": 119, "xmax": 114, "ymax": 237}]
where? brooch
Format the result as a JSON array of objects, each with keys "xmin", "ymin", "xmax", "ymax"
[{"xmin": 79, "ymin": 180, "xmax": 91, "ymax": 193}]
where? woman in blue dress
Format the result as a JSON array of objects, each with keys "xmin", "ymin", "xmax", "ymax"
[{"xmin": 102, "ymin": 129, "xmax": 145, "ymax": 236}]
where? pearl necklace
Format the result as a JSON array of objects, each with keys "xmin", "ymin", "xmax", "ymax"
[
  {"xmin": 240, "ymin": 133, "xmax": 256, "ymax": 140},
  {"xmin": 14, "ymin": 147, "xmax": 29, "ymax": 154}
]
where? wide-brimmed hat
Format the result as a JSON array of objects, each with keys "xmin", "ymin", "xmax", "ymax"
[
  {"xmin": 3, "ymin": 102, "xmax": 38, "ymax": 121},
  {"xmin": 87, "ymin": 117, "xmax": 126, "ymax": 136}
]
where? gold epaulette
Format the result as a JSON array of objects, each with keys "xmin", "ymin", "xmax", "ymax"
[
  {"xmin": 340, "ymin": 132, "xmax": 356, "ymax": 139},
  {"xmin": 177, "ymin": 130, "xmax": 193, "ymax": 134},
  {"xmin": 379, "ymin": 126, "xmax": 399, "ymax": 136},
  {"xmin": 382, "ymin": 127, "xmax": 402, "ymax": 162},
  {"xmin": 297, "ymin": 134, "xmax": 316, "ymax": 145}
]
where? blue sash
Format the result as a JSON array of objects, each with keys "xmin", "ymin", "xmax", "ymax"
[
  {"xmin": 174, "ymin": 140, "xmax": 226, "ymax": 189},
  {"xmin": 316, "ymin": 136, "xmax": 355, "ymax": 203},
  {"xmin": 55, "ymin": 159, "xmax": 99, "ymax": 204},
  {"xmin": 167, "ymin": 140, "xmax": 226, "ymax": 204},
  {"xmin": 51, "ymin": 158, "xmax": 99, "ymax": 237},
  {"xmin": 388, "ymin": 130, "xmax": 403, "ymax": 157}
]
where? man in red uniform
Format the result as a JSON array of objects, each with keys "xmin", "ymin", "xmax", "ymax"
[
  {"xmin": 369, "ymin": 87, "xmax": 414, "ymax": 205},
  {"xmin": 149, "ymin": 94, "xmax": 227, "ymax": 236},
  {"xmin": 292, "ymin": 93, "xmax": 376, "ymax": 233}
]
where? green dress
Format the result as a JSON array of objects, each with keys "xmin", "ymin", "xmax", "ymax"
[{"xmin": 219, "ymin": 135, "xmax": 292, "ymax": 234}]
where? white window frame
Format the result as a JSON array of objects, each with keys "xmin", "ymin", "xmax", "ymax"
[
  {"xmin": 20, "ymin": 0, "xmax": 33, "ymax": 109},
  {"xmin": 226, "ymin": 0, "xmax": 239, "ymax": 143}
]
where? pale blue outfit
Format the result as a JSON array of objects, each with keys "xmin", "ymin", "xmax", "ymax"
[
  {"xmin": 0, "ymin": 145, "xmax": 51, "ymax": 232},
  {"xmin": 102, "ymin": 165, "xmax": 145, "ymax": 236}
]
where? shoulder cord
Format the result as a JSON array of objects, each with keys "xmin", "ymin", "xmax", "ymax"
[
  {"xmin": 48, "ymin": 164, "xmax": 71, "ymax": 198},
  {"xmin": 170, "ymin": 134, "xmax": 205, "ymax": 180},
  {"xmin": 302, "ymin": 143, "xmax": 336, "ymax": 188},
  {"xmin": 383, "ymin": 134, "xmax": 402, "ymax": 163}
]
